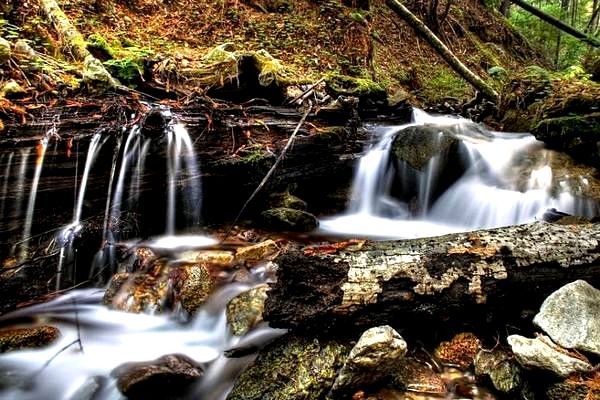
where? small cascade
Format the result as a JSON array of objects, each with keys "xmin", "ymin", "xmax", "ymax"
[
  {"xmin": 19, "ymin": 137, "xmax": 49, "ymax": 259},
  {"xmin": 321, "ymin": 109, "xmax": 599, "ymax": 239},
  {"xmin": 0, "ymin": 264, "xmax": 284, "ymax": 400},
  {"xmin": 56, "ymin": 133, "xmax": 107, "ymax": 290},
  {"xmin": 0, "ymin": 151, "xmax": 14, "ymax": 219}
]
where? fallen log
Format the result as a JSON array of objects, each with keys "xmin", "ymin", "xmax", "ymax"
[{"xmin": 264, "ymin": 221, "xmax": 600, "ymax": 334}]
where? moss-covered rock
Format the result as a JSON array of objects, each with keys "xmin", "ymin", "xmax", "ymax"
[
  {"xmin": 268, "ymin": 192, "xmax": 307, "ymax": 210},
  {"xmin": 532, "ymin": 113, "xmax": 600, "ymax": 167},
  {"xmin": 171, "ymin": 264, "xmax": 217, "ymax": 314},
  {"xmin": 0, "ymin": 326, "xmax": 60, "ymax": 353},
  {"xmin": 227, "ymin": 334, "xmax": 349, "ymax": 400},
  {"xmin": 474, "ymin": 349, "xmax": 523, "ymax": 394},
  {"xmin": 226, "ymin": 284, "xmax": 269, "ymax": 336},
  {"xmin": 0, "ymin": 37, "xmax": 11, "ymax": 65},
  {"xmin": 260, "ymin": 207, "xmax": 318, "ymax": 232}
]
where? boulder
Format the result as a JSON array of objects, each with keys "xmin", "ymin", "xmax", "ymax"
[
  {"xmin": 533, "ymin": 280, "xmax": 600, "ymax": 356},
  {"xmin": 474, "ymin": 349, "xmax": 523, "ymax": 394},
  {"xmin": 391, "ymin": 125, "xmax": 462, "ymax": 171},
  {"xmin": 171, "ymin": 264, "xmax": 217, "ymax": 314},
  {"xmin": 330, "ymin": 325, "xmax": 407, "ymax": 395},
  {"xmin": 507, "ymin": 334, "xmax": 593, "ymax": 377},
  {"xmin": 434, "ymin": 332, "xmax": 481, "ymax": 369},
  {"xmin": 226, "ymin": 284, "xmax": 269, "ymax": 336},
  {"xmin": 0, "ymin": 326, "xmax": 60, "ymax": 353},
  {"xmin": 260, "ymin": 207, "xmax": 318, "ymax": 232},
  {"xmin": 113, "ymin": 354, "xmax": 203, "ymax": 400},
  {"xmin": 268, "ymin": 192, "xmax": 307, "ymax": 211},
  {"xmin": 227, "ymin": 334, "xmax": 349, "ymax": 400}
]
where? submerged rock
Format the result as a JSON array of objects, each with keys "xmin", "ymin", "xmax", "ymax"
[
  {"xmin": 331, "ymin": 325, "xmax": 407, "ymax": 395},
  {"xmin": 507, "ymin": 334, "xmax": 593, "ymax": 377},
  {"xmin": 391, "ymin": 358, "xmax": 446, "ymax": 394},
  {"xmin": 260, "ymin": 207, "xmax": 318, "ymax": 232},
  {"xmin": 0, "ymin": 326, "xmax": 60, "ymax": 353},
  {"xmin": 474, "ymin": 349, "xmax": 523, "ymax": 394},
  {"xmin": 113, "ymin": 354, "xmax": 203, "ymax": 400},
  {"xmin": 434, "ymin": 332, "xmax": 481, "ymax": 369},
  {"xmin": 227, "ymin": 334, "xmax": 349, "ymax": 400},
  {"xmin": 533, "ymin": 280, "xmax": 600, "ymax": 356},
  {"xmin": 226, "ymin": 284, "xmax": 269, "ymax": 336},
  {"xmin": 391, "ymin": 125, "xmax": 462, "ymax": 171}
]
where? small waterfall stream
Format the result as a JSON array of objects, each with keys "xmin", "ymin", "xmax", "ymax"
[
  {"xmin": 321, "ymin": 109, "xmax": 598, "ymax": 239},
  {"xmin": 0, "ymin": 107, "xmax": 598, "ymax": 399}
]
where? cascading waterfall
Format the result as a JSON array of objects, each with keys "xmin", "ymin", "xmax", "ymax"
[
  {"xmin": 321, "ymin": 109, "xmax": 599, "ymax": 239},
  {"xmin": 19, "ymin": 137, "xmax": 49, "ymax": 259},
  {"xmin": 0, "ymin": 151, "xmax": 14, "ymax": 219}
]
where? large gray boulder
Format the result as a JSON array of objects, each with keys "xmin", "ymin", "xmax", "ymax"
[
  {"xmin": 533, "ymin": 280, "xmax": 600, "ymax": 356},
  {"xmin": 507, "ymin": 334, "xmax": 593, "ymax": 377},
  {"xmin": 330, "ymin": 325, "xmax": 407, "ymax": 395}
]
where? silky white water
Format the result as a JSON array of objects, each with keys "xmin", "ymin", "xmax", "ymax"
[{"xmin": 321, "ymin": 109, "xmax": 598, "ymax": 239}]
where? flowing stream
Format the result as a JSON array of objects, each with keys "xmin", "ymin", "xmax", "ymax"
[{"xmin": 0, "ymin": 108, "xmax": 598, "ymax": 399}]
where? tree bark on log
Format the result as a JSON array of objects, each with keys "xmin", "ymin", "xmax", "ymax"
[
  {"xmin": 264, "ymin": 221, "xmax": 600, "ymax": 334},
  {"xmin": 386, "ymin": 0, "xmax": 499, "ymax": 102},
  {"xmin": 510, "ymin": 0, "xmax": 600, "ymax": 48},
  {"xmin": 38, "ymin": 0, "xmax": 118, "ymax": 86}
]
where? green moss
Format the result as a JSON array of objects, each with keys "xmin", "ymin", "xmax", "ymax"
[
  {"xmin": 325, "ymin": 73, "xmax": 386, "ymax": 99},
  {"xmin": 87, "ymin": 33, "xmax": 116, "ymax": 58},
  {"xmin": 227, "ymin": 335, "xmax": 349, "ymax": 400},
  {"xmin": 238, "ymin": 145, "xmax": 274, "ymax": 166},
  {"xmin": 419, "ymin": 68, "xmax": 471, "ymax": 102}
]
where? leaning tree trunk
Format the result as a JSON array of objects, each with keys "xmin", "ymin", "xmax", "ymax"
[
  {"xmin": 264, "ymin": 221, "xmax": 600, "ymax": 334},
  {"xmin": 38, "ymin": 0, "xmax": 118, "ymax": 86},
  {"xmin": 510, "ymin": 0, "xmax": 600, "ymax": 47},
  {"xmin": 386, "ymin": 0, "xmax": 499, "ymax": 101}
]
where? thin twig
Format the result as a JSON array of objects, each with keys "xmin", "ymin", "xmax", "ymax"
[
  {"xmin": 221, "ymin": 104, "xmax": 313, "ymax": 242},
  {"xmin": 72, "ymin": 298, "xmax": 84, "ymax": 353}
]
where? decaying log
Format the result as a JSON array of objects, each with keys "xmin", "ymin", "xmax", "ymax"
[
  {"xmin": 386, "ymin": 0, "xmax": 499, "ymax": 101},
  {"xmin": 264, "ymin": 221, "xmax": 600, "ymax": 333},
  {"xmin": 38, "ymin": 0, "xmax": 118, "ymax": 86}
]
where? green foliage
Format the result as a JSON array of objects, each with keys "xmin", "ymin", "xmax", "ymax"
[
  {"xmin": 488, "ymin": 66, "xmax": 508, "ymax": 79},
  {"xmin": 420, "ymin": 68, "xmax": 471, "ymax": 101},
  {"xmin": 562, "ymin": 64, "xmax": 591, "ymax": 80},
  {"xmin": 509, "ymin": 0, "xmax": 598, "ymax": 69}
]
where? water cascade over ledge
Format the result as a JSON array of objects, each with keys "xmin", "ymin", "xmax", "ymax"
[{"xmin": 320, "ymin": 109, "xmax": 599, "ymax": 239}]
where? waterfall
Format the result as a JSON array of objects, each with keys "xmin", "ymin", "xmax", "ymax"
[{"xmin": 321, "ymin": 109, "xmax": 599, "ymax": 239}]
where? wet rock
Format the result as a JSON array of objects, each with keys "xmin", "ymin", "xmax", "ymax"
[
  {"xmin": 171, "ymin": 264, "xmax": 217, "ymax": 314},
  {"xmin": 268, "ymin": 192, "xmax": 307, "ymax": 211},
  {"xmin": 113, "ymin": 354, "xmax": 203, "ymax": 400},
  {"xmin": 0, "ymin": 326, "xmax": 60, "ymax": 353},
  {"xmin": 260, "ymin": 207, "xmax": 318, "ymax": 232},
  {"xmin": 434, "ymin": 332, "xmax": 481, "ymax": 369},
  {"xmin": 391, "ymin": 125, "xmax": 463, "ymax": 171},
  {"xmin": 0, "ymin": 38, "xmax": 10, "ymax": 64},
  {"xmin": 507, "ymin": 334, "xmax": 593, "ymax": 377},
  {"xmin": 235, "ymin": 240, "xmax": 279, "ymax": 265},
  {"xmin": 474, "ymin": 349, "xmax": 523, "ymax": 393},
  {"xmin": 176, "ymin": 250, "xmax": 235, "ymax": 268},
  {"xmin": 103, "ymin": 269, "xmax": 168, "ymax": 313},
  {"xmin": 227, "ymin": 334, "xmax": 349, "ymax": 400},
  {"xmin": 331, "ymin": 325, "xmax": 407, "ymax": 395},
  {"xmin": 103, "ymin": 272, "xmax": 132, "ymax": 306},
  {"xmin": 131, "ymin": 247, "xmax": 158, "ymax": 272},
  {"xmin": 533, "ymin": 280, "xmax": 600, "ymax": 356},
  {"xmin": 391, "ymin": 358, "xmax": 446, "ymax": 394},
  {"xmin": 0, "ymin": 80, "xmax": 26, "ymax": 99},
  {"xmin": 226, "ymin": 284, "xmax": 269, "ymax": 336}
]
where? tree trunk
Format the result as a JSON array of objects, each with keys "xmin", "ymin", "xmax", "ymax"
[
  {"xmin": 510, "ymin": 0, "xmax": 600, "ymax": 47},
  {"xmin": 264, "ymin": 221, "xmax": 600, "ymax": 334},
  {"xmin": 386, "ymin": 0, "xmax": 499, "ymax": 102}
]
